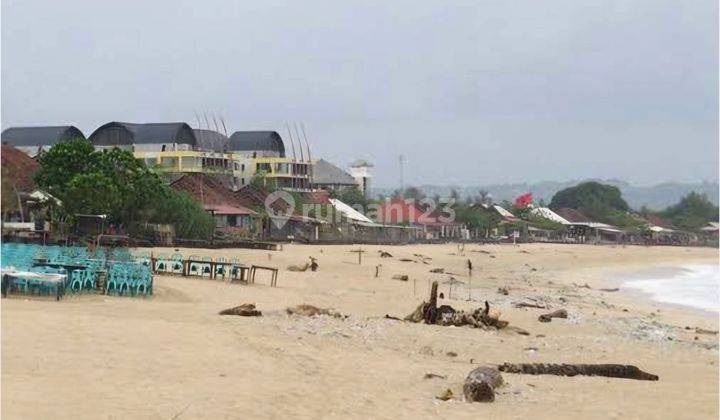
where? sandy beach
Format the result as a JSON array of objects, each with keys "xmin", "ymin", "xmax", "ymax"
[{"xmin": 2, "ymin": 243, "xmax": 718, "ymax": 419}]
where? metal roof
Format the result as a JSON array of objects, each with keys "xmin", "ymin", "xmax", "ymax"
[
  {"xmin": 89, "ymin": 122, "xmax": 197, "ymax": 146},
  {"xmin": 1, "ymin": 125, "xmax": 85, "ymax": 147},
  {"xmin": 312, "ymin": 159, "xmax": 357, "ymax": 186},
  {"xmin": 193, "ymin": 129, "xmax": 228, "ymax": 152},
  {"xmin": 227, "ymin": 131, "xmax": 285, "ymax": 157}
]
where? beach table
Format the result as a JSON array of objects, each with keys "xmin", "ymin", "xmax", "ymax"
[
  {"xmin": 183, "ymin": 258, "xmax": 212, "ymax": 277},
  {"xmin": 249, "ymin": 265, "xmax": 279, "ymax": 287},
  {"xmin": 1, "ymin": 269, "xmax": 67, "ymax": 300}
]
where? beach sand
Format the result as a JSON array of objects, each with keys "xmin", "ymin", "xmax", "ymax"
[{"xmin": 2, "ymin": 243, "xmax": 718, "ymax": 419}]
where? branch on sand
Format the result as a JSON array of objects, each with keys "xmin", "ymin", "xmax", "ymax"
[
  {"xmin": 219, "ymin": 303, "xmax": 262, "ymax": 317},
  {"xmin": 538, "ymin": 309, "xmax": 567, "ymax": 322},
  {"xmin": 404, "ymin": 281, "xmax": 509, "ymax": 329},
  {"xmin": 287, "ymin": 304, "xmax": 346, "ymax": 319},
  {"xmin": 498, "ymin": 363, "xmax": 659, "ymax": 381}
]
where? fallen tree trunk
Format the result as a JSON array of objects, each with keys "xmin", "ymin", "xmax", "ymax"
[
  {"xmin": 463, "ymin": 366, "xmax": 504, "ymax": 402},
  {"xmin": 498, "ymin": 363, "xmax": 659, "ymax": 381}
]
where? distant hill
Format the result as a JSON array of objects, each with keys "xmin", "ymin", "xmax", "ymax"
[{"xmin": 370, "ymin": 179, "xmax": 719, "ymax": 211}]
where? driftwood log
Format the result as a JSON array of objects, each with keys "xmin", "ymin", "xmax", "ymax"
[
  {"xmin": 538, "ymin": 309, "xmax": 568, "ymax": 322},
  {"xmin": 498, "ymin": 363, "xmax": 659, "ymax": 381},
  {"xmin": 463, "ymin": 366, "xmax": 504, "ymax": 402},
  {"xmin": 287, "ymin": 304, "xmax": 345, "ymax": 318},
  {"xmin": 219, "ymin": 303, "xmax": 262, "ymax": 317}
]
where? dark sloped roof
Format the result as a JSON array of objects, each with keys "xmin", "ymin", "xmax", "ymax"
[
  {"xmin": 554, "ymin": 208, "xmax": 592, "ymax": 223},
  {"xmin": 170, "ymin": 173, "xmax": 256, "ymax": 214},
  {"xmin": 193, "ymin": 129, "xmax": 228, "ymax": 152},
  {"xmin": 89, "ymin": 122, "xmax": 197, "ymax": 146},
  {"xmin": 1, "ymin": 125, "xmax": 85, "ymax": 147},
  {"xmin": 227, "ymin": 131, "xmax": 285, "ymax": 157},
  {"xmin": 312, "ymin": 159, "xmax": 357, "ymax": 186}
]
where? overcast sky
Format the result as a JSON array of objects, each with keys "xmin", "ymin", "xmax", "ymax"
[{"xmin": 2, "ymin": 0, "xmax": 717, "ymax": 187}]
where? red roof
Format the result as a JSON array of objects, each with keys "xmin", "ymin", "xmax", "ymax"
[
  {"xmin": 376, "ymin": 198, "xmax": 440, "ymax": 225},
  {"xmin": 1, "ymin": 144, "xmax": 39, "ymax": 192}
]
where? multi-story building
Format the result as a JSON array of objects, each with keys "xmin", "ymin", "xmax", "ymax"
[{"xmin": 87, "ymin": 122, "xmax": 313, "ymax": 191}]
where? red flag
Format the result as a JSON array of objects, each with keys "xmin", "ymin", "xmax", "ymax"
[{"xmin": 514, "ymin": 192, "xmax": 533, "ymax": 209}]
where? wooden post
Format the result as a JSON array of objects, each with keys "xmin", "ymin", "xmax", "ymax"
[{"xmin": 413, "ymin": 278, "xmax": 416, "ymax": 296}]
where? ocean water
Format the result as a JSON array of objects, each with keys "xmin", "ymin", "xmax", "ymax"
[{"xmin": 623, "ymin": 264, "xmax": 720, "ymax": 312}]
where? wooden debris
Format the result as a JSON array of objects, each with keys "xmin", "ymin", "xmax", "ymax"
[
  {"xmin": 310, "ymin": 257, "xmax": 318, "ymax": 272},
  {"xmin": 287, "ymin": 263, "xmax": 310, "ymax": 272},
  {"xmin": 424, "ymin": 373, "xmax": 447, "ymax": 380},
  {"xmin": 398, "ymin": 258, "xmax": 416, "ymax": 262},
  {"xmin": 404, "ymin": 281, "xmax": 509, "ymax": 329},
  {"xmin": 497, "ymin": 287, "xmax": 509, "ymax": 295},
  {"xmin": 429, "ymin": 268, "xmax": 445, "ymax": 273},
  {"xmin": 514, "ymin": 301, "xmax": 547, "ymax": 309},
  {"xmin": 436, "ymin": 389, "xmax": 454, "ymax": 401},
  {"xmin": 219, "ymin": 303, "xmax": 262, "ymax": 317},
  {"xmin": 286, "ymin": 304, "xmax": 345, "ymax": 318},
  {"xmin": 392, "ymin": 274, "xmax": 409, "ymax": 281},
  {"xmin": 538, "ymin": 309, "xmax": 567, "ymax": 322},
  {"xmin": 378, "ymin": 250, "xmax": 393, "ymax": 258},
  {"xmin": 598, "ymin": 287, "xmax": 619, "ymax": 292},
  {"xmin": 504, "ymin": 326, "xmax": 531, "ymax": 336},
  {"xmin": 695, "ymin": 327, "xmax": 719, "ymax": 335},
  {"xmin": 498, "ymin": 363, "xmax": 659, "ymax": 381},
  {"xmin": 463, "ymin": 366, "xmax": 503, "ymax": 402}
]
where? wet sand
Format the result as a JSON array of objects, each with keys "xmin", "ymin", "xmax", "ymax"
[{"xmin": 2, "ymin": 243, "xmax": 718, "ymax": 419}]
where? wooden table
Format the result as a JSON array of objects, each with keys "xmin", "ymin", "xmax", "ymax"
[
  {"xmin": 229, "ymin": 264, "xmax": 249, "ymax": 283},
  {"xmin": 249, "ymin": 265, "xmax": 279, "ymax": 287}
]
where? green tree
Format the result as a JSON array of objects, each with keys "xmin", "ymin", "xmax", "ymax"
[
  {"xmin": 661, "ymin": 192, "xmax": 719, "ymax": 231},
  {"xmin": 550, "ymin": 181, "xmax": 630, "ymax": 223},
  {"xmin": 34, "ymin": 139, "xmax": 214, "ymax": 239}
]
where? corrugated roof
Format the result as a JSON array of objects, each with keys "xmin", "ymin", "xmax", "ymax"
[
  {"xmin": 554, "ymin": 208, "xmax": 592, "ymax": 223},
  {"xmin": 530, "ymin": 207, "xmax": 571, "ymax": 225},
  {"xmin": 1, "ymin": 125, "xmax": 85, "ymax": 147},
  {"xmin": 227, "ymin": 131, "xmax": 285, "ymax": 157},
  {"xmin": 89, "ymin": 122, "xmax": 197, "ymax": 146},
  {"xmin": 193, "ymin": 129, "xmax": 228, "ymax": 152},
  {"xmin": 312, "ymin": 159, "xmax": 357, "ymax": 186}
]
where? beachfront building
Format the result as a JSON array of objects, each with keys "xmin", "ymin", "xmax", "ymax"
[
  {"xmin": 228, "ymin": 131, "xmax": 312, "ymax": 191},
  {"xmin": 170, "ymin": 173, "xmax": 259, "ymax": 237},
  {"xmin": 1, "ymin": 125, "xmax": 86, "ymax": 157},
  {"xmin": 554, "ymin": 208, "xmax": 624, "ymax": 243},
  {"xmin": 376, "ymin": 198, "xmax": 463, "ymax": 240},
  {"xmin": 348, "ymin": 160, "xmax": 373, "ymax": 196},
  {"xmin": 312, "ymin": 159, "xmax": 358, "ymax": 193}
]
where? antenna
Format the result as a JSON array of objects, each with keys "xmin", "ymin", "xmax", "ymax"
[
  {"xmin": 293, "ymin": 123, "xmax": 304, "ymax": 162},
  {"xmin": 203, "ymin": 112, "xmax": 211, "ymax": 130},
  {"xmin": 300, "ymin": 122, "xmax": 312, "ymax": 162},
  {"xmin": 399, "ymin": 154, "xmax": 405, "ymax": 191},
  {"xmin": 289, "ymin": 122, "xmax": 304, "ymax": 162},
  {"xmin": 286, "ymin": 122, "xmax": 297, "ymax": 160},
  {"xmin": 219, "ymin": 116, "xmax": 228, "ymax": 136}
]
